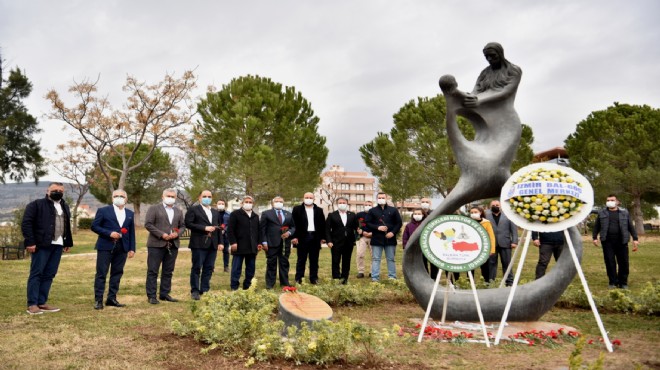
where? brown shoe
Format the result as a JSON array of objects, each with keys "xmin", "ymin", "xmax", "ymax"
[
  {"xmin": 26, "ymin": 305, "xmax": 43, "ymax": 315},
  {"xmin": 38, "ymin": 304, "xmax": 61, "ymax": 313}
]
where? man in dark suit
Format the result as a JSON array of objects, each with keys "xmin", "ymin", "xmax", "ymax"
[
  {"xmin": 260, "ymin": 196, "xmax": 296, "ymax": 289},
  {"xmin": 291, "ymin": 192, "xmax": 326, "ymax": 285},
  {"xmin": 227, "ymin": 195, "xmax": 261, "ymax": 290},
  {"xmin": 22, "ymin": 182, "xmax": 73, "ymax": 315},
  {"xmin": 485, "ymin": 200, "xmax": 519, "ymax": 286},
  {"xmin": 144, "ymin": 188, "xmax": 185, "ymax": 304},
  {"xmin": 326, "ymin": 197, "xmax": 359, "ymax": 284},
  {"xmin": 91, "ymin": 189, "xmax": 136, "ymax": 309},
  {"xmin": 185, "ymin": 190, "xmax": 223, "ymax": 300},
  {"xmin": 366, "ymin": 192, "xmax": 402, "ymax": 282},
  {"xmin": 216, "ymin": 199, "xmax": 231, "ymax": 273}
]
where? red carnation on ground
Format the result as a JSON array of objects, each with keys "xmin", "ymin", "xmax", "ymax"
[{"xmin": 282, "ymin": 286, "xmax": 297, "ymax": 293}]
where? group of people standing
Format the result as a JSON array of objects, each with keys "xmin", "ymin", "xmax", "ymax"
[{"xmin": 21, "ymin": 183, "xmax": 641, "ymax": 315}]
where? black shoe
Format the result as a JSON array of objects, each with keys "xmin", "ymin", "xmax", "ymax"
[
  {"xmin": 159, "ymin": 295, "xmax": 179, "ymax": 302},
  {"xmin": 357, "ymin": 273, "xmax": 365, "ymax": 278},
  {"xmin": 191, "ymin": 292, "xmax": 201, "ymax": 301},
  {"xmin": 341, "ymin": 278, "xmax": 348, "ymax": 285},
  {"xmin": 105, "ymin": 298, "xmax": 126, "ymax": 307},
  {"xmin": 148, "ymin": 297, "xmax": 159, "ymax": 305},
  {"xmin": 310, "ymin": 280, "xmax": 318, "ymax": 285},
  {"xmin": 295, "ymin": 279, "xmax": 302, "ymax": 285},
  {"xmin": 94, "ymin": 300, "xmax": 104, "ymax": 310},
  {"xmin": 223, "ymin": 266, "xmax": 229, "ymax": 273}
]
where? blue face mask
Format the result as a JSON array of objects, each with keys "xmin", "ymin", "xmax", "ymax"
[{"xmin": 201, "ymin": 197, "xmax": 212, "ymax": 206}]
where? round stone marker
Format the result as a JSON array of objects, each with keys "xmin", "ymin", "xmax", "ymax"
[{"xmin": 278, "ymin": 292, "xmax": 333, "ymax": 329}]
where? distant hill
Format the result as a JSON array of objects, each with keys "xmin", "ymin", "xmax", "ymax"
[{"xmin": 0, "ymin": 182, "xmax": 105, "ymax": 221}]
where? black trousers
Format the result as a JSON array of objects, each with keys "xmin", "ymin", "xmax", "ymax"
[
  {"xmin": 265, "ymin": 242, "xmax": 291, "ymax": 288},
  {"xmin": 295, "ymin": 233, "xmax": 321, "ymax": 283},
  {"xmin": 602, "ymin": 238, "xmax": 629, "ymax": 286},
  {"xmin": 190, "ymin": 248, "xmax": 217, "ymax": 294},
  {"xmin": 489, "ymin": 246, "xmax": 513, "ymax": 286},
  {"xmin": 535, "ymin": 243, "xmax": 563, "ymax": 279},
  {"xmin": 330, "ymin": 243, "xmax": 354, "ymax": 280},
  {"xmin": 422, "ymin": 255, "xmax": 440, "ymax": 280},
  {"xmin": 94, "ymin": 248, "xmax": 128, "ymax": 301},
  {"xmin": 146, "ymin": 247, "xmax": 178, "ymax": 298}
]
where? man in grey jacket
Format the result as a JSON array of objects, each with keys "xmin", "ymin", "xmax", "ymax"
[
  {"xmin": 592, "ymin": 194, "xmax": 639, "ymax": 289},
  {"xmin": 486, "ymin": 200, "xmax": 518, "ymax": 286}
]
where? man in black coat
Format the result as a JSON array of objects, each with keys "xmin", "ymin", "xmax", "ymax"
[
  {"xmin": 22, "ymin": 182, "xmax": 73, "ymax": 315},
  {"xmin": 291, "ymin": 192, "xmax": 326, "ymax": 284},
  {"xmin": 227, "ymin": 195, "xmax": 261, "ymax": 290},
  {"xmin": 532, "ymin": 230, "xmax": 564, "ymax": 279},
  {"xmin": 326, "ymin": 197, "xmax": 359, "ymax": 284},
  {"xmin": 260, "ymin": 196, "xmax": 296, "ymax": 289},
  {"xmin": 366, "ymin": 192, "xmax": 402, "ymax": 282},
  {"xmin": 185, "ymin": 190, "xmax": 223, "ymax": 300}
]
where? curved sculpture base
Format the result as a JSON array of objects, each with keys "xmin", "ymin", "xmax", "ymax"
[{"xmin": 404, "ymin": 227, "xmax": 581, "ymax": 322}]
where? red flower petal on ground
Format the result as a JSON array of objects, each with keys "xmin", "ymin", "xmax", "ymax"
[{"xmin": 612, "ymin": 339, "xmax": 622, "ymax": 346}]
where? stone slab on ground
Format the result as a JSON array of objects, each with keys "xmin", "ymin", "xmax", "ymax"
[
  {"xmin": 411, "ymin": 318, "xmax": 579, "ymax": 341},
  {"xmin": 279, "ymin": 292, "xmax": 333, "ymax": 329}
]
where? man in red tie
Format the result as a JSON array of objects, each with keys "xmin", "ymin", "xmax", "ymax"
[{"xmin": 260, "ymin": 196, "xmax": 296, "ymax": 289}]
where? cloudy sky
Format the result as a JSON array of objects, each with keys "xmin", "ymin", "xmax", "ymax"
[{"xmin": 2, "ymin": 0, "xmax": 659, "ymax": 181}]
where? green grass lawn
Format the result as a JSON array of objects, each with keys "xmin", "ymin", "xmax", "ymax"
[{"xmin": 0, "ymin": 229, "xmax": 658, "ymax": 369}]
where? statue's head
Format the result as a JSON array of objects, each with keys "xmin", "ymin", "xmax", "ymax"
[{"xmin": 483, "ymin": 42, "xmax": 505, "ymax": 68}]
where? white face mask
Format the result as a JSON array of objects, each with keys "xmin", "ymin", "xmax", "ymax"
[
  {"xmin": 217, "ymin": 205, "xmax": 225, "ymax": 211},
  {"xmin": 377, "ymin": 198, "xmax": 386, "ymax": 205},
  {"xmin": 364, "ymin": 206, "xmax": 371, "ymax": 212},
  {"xmin": 163, "ymin": 197, "xmax": 176, "ymax": 206},
  {"xmin": 303, "ymin": 198, "xmax": 314, "ymax": 206},
  {"xmin": 606, "ymin": 201, "xmax": 617, "ymax": 208},
  {"xmin": 113, "ymin": 196, "xmax": 126, "ymax": 206},
  {"xmin": 338, "ymin": 203, "xmax": 348, "ymax": 211},
  {"xmin": 273, "ymin": 202, "xmax": 284, "ymax": 210},
  {"xmin": 470, "ymin": 213, "xmax": 481, "ymax": 220},
  {"xmin": 413, "ymin": 214, "xmax": 423, "ymax": 222},
  {"xmin": 243, "ymin": 203, "xmax": 253, "ymax": 211},
  {"xmin": 421, "ymin": 202, "xmax": 430, "ymax": 210}
]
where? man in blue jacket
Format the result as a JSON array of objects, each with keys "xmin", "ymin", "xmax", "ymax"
[
  {"xmin": 366, "ymin": 192, "xmax": 402, "ymax": 282},
  {"xmin": 22, "ymin": 182, "xmax": 73, "ymax": 315},
  {"xmin": 592, "ymin": 194, "xmax": 640, "ymax": 289},
  {"xmin": 91, "ymin": 189, "xmax": 136, "ymax": 309}
]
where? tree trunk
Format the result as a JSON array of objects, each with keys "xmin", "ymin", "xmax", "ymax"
[
  {"xmin": 133, "ymin": 201, "xmax": 142, "ymax": 227},
  {"xmin": 72, "ymin": 192, "xmax": 86, "ymax": 234},
  {"xmin": 631, "ymin": 194, "xmax": 645, "ymax": 236}
]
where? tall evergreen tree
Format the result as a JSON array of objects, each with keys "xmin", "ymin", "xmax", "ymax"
[{"xmin": 193, "ymin": 75, "xmax": 328, "ymax": 203}]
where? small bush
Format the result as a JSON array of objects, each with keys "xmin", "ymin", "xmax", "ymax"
[
  {"xmin": 297, "ymin": 278, "xmax": 412, "ymax": 306},
  {"xmin": 77, "ymin": 217, "xmax": 93, "ymax": 230},
  {"xmin": 557, "ymin": 281, "xmax": 660, "ymax": 316}
]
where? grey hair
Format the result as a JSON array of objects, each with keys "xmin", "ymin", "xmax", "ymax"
[
  {"xmin": 242, "ymin": 195, "xmax": 254, "ymax": 202},
  {"xmin": 162, "ymin": 188, "xmax": 177, "ymax": 196}
]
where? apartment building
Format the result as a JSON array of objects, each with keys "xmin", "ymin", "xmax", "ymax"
[{"xmin": 315, "ymin": 165, "xmax": 376, "ymax": 213}]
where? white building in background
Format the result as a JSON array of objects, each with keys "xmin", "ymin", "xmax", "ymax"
[{"xmin": 315, "ymin": 165, "xmax": 376, "ymax": 214}]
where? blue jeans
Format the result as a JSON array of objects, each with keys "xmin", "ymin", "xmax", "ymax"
[
  {"xmin": 27, "ymin": 244, "xmax": 64, "ymax": 307},
  {"xmin": 371, "ymin": 245, "xmax": 396, "ymax": 281},
  {"xmin": 230, "ymin": 254, "xmax": 256, "ymax": 290},
  {"xmin": 191, "ymin": 248, "xmax": 218, "ymax": 294}
]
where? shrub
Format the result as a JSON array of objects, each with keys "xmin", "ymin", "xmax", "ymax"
[
  {"xmin": 295, "ymin": 278, "xmax": 413, "ymax": 306},
  {"xmin": 77, "ymin": 217, "xmax": 93, "ymax": 230},
  {"xmin": 171, "ymin": 286, "xmax": 395, "ymax": 366}
]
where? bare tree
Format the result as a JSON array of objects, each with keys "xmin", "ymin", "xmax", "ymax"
[
  {"xmin": 45, "ymin": 71, "xmax": 197, "ymax": 193},
  {"xmin": 318, "ymin": 168, "xmax": 347, "ymax": 212},
  {"xmin": 51, "ymin": 140, "xmax": 96, "ymax": 233}
]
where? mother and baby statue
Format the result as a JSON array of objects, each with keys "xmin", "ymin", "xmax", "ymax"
[{"xmin": 403, "ymin": 43, "xmax": 583, "ymax": 322}]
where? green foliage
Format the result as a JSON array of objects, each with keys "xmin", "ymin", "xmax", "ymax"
[
  {"xmin": 360, "ymin": 94, "xmax": 534, "ymax": 202},
  {"xmin": 89, "ymin": 143, "xmax": 176, "ymax": 209},
  {"xmin": 77, "ymin": 217, "xmax": 93, "ymax": 230},
  {"xmin": 193, "ymin": 75, "xmax": 328, "ymax": 202},
  {"xmin": 296, "ymin": 278, "xmax": 413, "ymax": 306},
  {"xmin": 557, "ymin": 281, "xmax": 660, "ymax": 316},
  {"xmin": 0, "ymin": 66, "xmax": 46, "ymax": 183},
  {"xmin": 569, "ymin": 337, "xmax": 605, "ymax": 370},
  {"xmin": 565, "ymin": 103, "xmax": 660, "ymax": 234},
  {"xmin": 0, "ymin": 207, "xmax": 25, "ymax": 246},
  {"xmin": 171, "ymin": 285, "xmax": 394, "ymax": 366}
]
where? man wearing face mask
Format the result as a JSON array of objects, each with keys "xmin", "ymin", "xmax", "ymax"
[
  {"xmin": 355, "ymin": 201, "xmax": 373, "ymax": 278},
  {"xmin": 291, "ymin": 192, "xmax": 326, "ymax": 284},
  {"xmin": 22, "ymin": 182, "xmax": 73, "ymax": 315},
  {"xmin": 185, "ymin": 190, "xmax": 223, "ymax": 300},
  {"xmin": 366, "ymin": 192, "xmax": 403, "ymax": 282},
  {"xmin": 91, "ymin": 189, "xmax": 136, "ymax": 310},
  {"xmin": 260, "ymin": 196, "xmax": 296, "ymax": 289},
  {"xmin": 227, "ymin": 195, "xmax": 262, "ymax": 290},
  {"xmin": 144, "ymin": 188, "xmax": 185, "ymax": 304},
  {"xmin": 216, "ymin": 199, "xmax": 231, "ymax": 273},
  {"xmin": 485, "ymin": 200, "xmax": 519, "ymax": 286},
  {"xmin": 592, "ymin": 194, "xmax": 639, "ymax": 289},
  {"xmin": 420, "ymin": 197, "xmax": 432, "ymax": 217},
  {"xmin": 326, "ymin": 197, "xmax": 359, "ymax": 284}
]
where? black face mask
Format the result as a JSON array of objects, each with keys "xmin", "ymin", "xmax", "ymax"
[
  {"xmin": 491, "ymin": 206, "xmax": 500, "ymax": 213},
  {"xmin": 49, "ymin": 191, "xmax": 64, "ymax": 201}
]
